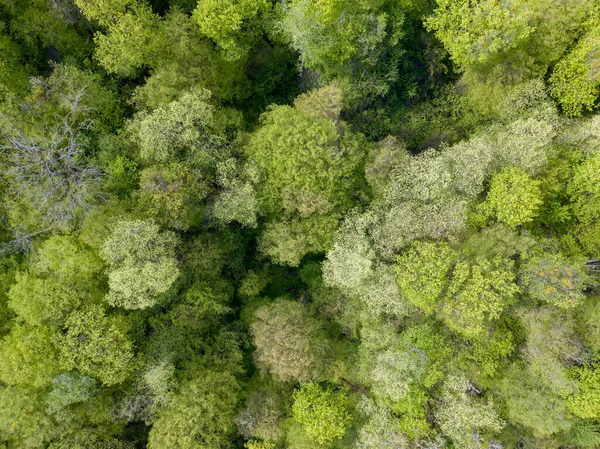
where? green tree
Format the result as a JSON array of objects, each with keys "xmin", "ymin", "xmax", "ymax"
[
  {"xmin": 395, "ymin": 240, "xmax": 456, "ymax": 315},
  {"xmin": 291, "ymin": 383, "xmax": 351, "ymax": 444},
  {"xmin": 276, "ymin": 0, "xmax": 406, "ymax": 103},
  {"xmin": 568, "ymin": 151, "xmax": 600, "ymax": 254},
  {"xmin": 58, "ymin": 305, "xmax": 135, "ymax": 386},
  {"xmin": 45, "ymin": 373, "xmax": 98, "ymax": 422},
  {"xmin": 496, "ymin": 362, "xmax": 573, "ymax": 437},
  {"xmin": 473, "ymin": 167, "xmax": 543, "ymax": 229},
  {"xmin": 426, "ymin": 0, "xmax": 594, "ymax": 114},
  {"xmin": 247, "ymin": 86, "xmax": 365, "ymax": 265},
  {"xmin": 74, "ymin": 0, "xmax": 134, "ymax": 26},
  {"xmin": 8, "ymin": 235, "xmax": 104, "ymax": 325},
  {"xmin": 549, "ymin": 26, "xmax": 600, "ymax": 117},
  {"xmin": 192, "ymin": 0, "xmax": 271, "ymax": 61},
  {"xmin": 93, "ymin": 3, "xmax": 161, "ymax": 78},
  {"xmin": 100, "ymin": 219, "xmax": 180, "ymax": 309},
  {"xmin": 569, "ymin": 357, "xmax": 600, "ymax": 420},
  {"xmin": 8, "ymin": 273, "xmax": 87, "ymax": 326},
  {"xmin": 442, "ymin": 256, "xmax": 518, "ymax": 338},
  {"xmin": 0, "ymin": 386, "xmax": 58, "ymax": 448},
  {"xmin": 0, "ymin": 324, "xmax": 61, "ymax": 389},
  {"xmin": 148, "ymin": 370, "xmax": 241, "ymax": 449}
]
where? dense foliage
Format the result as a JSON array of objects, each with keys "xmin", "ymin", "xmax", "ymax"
[{"xmin": 2, "ymin": 1, "xmax": 600, "ymax": 448}]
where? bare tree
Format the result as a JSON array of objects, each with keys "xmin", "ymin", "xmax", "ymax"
[{"xmin": 1, "ymin": 89, "xmax": 103, "ymax": 241}]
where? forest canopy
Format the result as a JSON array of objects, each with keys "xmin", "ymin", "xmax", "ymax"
[{"xmin": 1, "ymin": 1, "xmax": 600, "ymax": 449}]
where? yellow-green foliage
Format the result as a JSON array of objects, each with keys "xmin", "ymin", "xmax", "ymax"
[
  {"xmin": 74, "ymin": 0, "xmax": 134, "ymax": 26},
  {"xmin": 0, "ymin": 324, "xmax": 61, "ymax": 389},
  {"xmin": 475, "ymin": 167, "xmax": 543, "ymax": 228},
  {"xmin": 569, "ymin": 358, "xmax": 600, "ymax": 419},
  {"xmin": 148, "ymin": 370, "xmax": 241, "ymax": 449},
  {"xmin": 550, "ymin": 27, "xmax": 600, "ymax": 117},
  {"xmin": 568, "ymin": 151, "xmax": 600, "ymax": 254},
  {"xmin": 395, "ymin": 240, "xmax": 456, "ymax": 314},
  {"xmin": 193, "ymin": 0, "xmax": 271, "ymax": 61},
  {"xmin": 58, "ymin": 305, "xmax": 134, "ymax": 386},
  {"xmin": 291, "ymin": 383, "xmax": 351, "ymax": 444},
  {"xmin": 442, "ymin": 256, "xmax": 518, "ymax": 338}
]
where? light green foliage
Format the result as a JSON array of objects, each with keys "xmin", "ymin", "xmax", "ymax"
[
  {"xmin": 101, "ymin": 219, "xmax": 180, "ymax": 309},
  {"xmin": 31, "ymin": 235, "xmax": 103, "ymax": 282},
  {"xmin": 323, "ymin": 211, "xmax": 376, "ymax": 291},
  {"xmin": 442, "ymin": 256, "xmax": 518, "ymax": 338},
  {"xmin": 130, "ymin": 9, "xmax": 247, "ymax": 108},
  {"xmin": 569, "ymin": 151, "xmax": 600, "ymax": 254},
  {"xmin": 8, "ymin": 274, "xmax": 85, "ymax": 326},
  {"xmin": 474, "ymin": 167, "xmax": 543, "ymax": 228},
  {"xmin": 133, "ymin": 88, "xmax": 228, "ymax": 167},
  {"xmin": 237, "ymin": 270, "xmax": 269, "ymax": 299},
  {"xmin": 248, "ymin": 86, "xmax": 363, "ymax": 216},
  {"xmin": 355, "ymin": 398, "xmax": 407, "ymax": 449},
  {"xmin": 74, "ymin": 0, "xmax": 133, "ymax": 26},
  {"xmin": 58, "ymin": 305, "xmax": 135, "ymax": 386},
  {"xmin": 3, "ymin": 0, "xmax": 600, "ymax": 446},
  {"xmin": 0, "ymin": 386, "xmax": 58, "ymax": 448},
  {"xmin": 426, "ymin": 0, "xmax": 594, "ymax": 112},
  {"xmin": 45, "ymin": 373, "xmax": 97, "ymax": 421},
  {"xmin": 247, "ymin": 86, "xmax": 364, "ymax": 264},
  {"xmin": 426, "ymin": 0, "xmax": 535, "ymax": 68},
  {"xmin": 258, "ymin": 214, "xmax": 340, "ymax": 267},
  {"xmin": 568, "ymin": 357, "xmax": 600, "ymax": 420},
  {"xmin": 291, "ymin": 383, "xmax": 351, "ymax": 444},
  {"xmin": 520, "ymin": 307, "xmax": 581, "ymax": 395},
  {"xmin": 148, "ymin": 370, "xmax": 241, "ymax": 449},
  {"xmin": 578, "ymin": 297, "xmax": 600, "ymax": 352},
  {"xmin": 395, "ymin": 241, "xmax": 456, "ymax": 315},
  {"xmin": 277, "ymin": 0, "xmax": 405, "ymax": 101},
  {"xmin": 549, "ymin": 27, "xmax": 600, "ymax": 116},
  {"xmin": 460, "ymin": 224, "xmax": 536, "ymax": 260},
  {"xmin": 93, "ymin": 3, "xmax": 161, "ymax": 78},
  {"xmin": 8, "ymin": 236, "xmax": 104, "ymax": 324},
  {"xmin": 139, "ymin": 163, "xmax": 208, "ymax": 230},
  {"xmin": 373, "ymin": 115, "xmax": 554, "ymax": 258},
  {"xmin": 435, "ymin": 375, "xmax": 505, "ymax": 449},
  {"xmin": 467, "ymin": 323, "xmax": 515, "ymax": 376},
  {"xmin": 559, "ymin": 422, "xmax": 600, "ymax": 448},
  {"xmin": 211, "ymin": 158, "xmax": 260, "ymax": 228},
  {"xmin": 251, "ymin": 299, "xmax": 329, "ymax": 382},
  {"xmin": 193, "ymin": 0, "xmax": 271, "ymax": 60},
  {"xmin": 359, "ymin": 321, "xmax": 451, "ymax": 412},
  {"xmin": 520, "ymin": 253, "xmax": 588, "ymax": 308},
  {"xmin": 370, "ymin": 348, "xmax": 425, "ymax": 402},
  {"xmin": 497, "ymin": 362, "xmax": 572, "ymax": 437},
  {"xmin": 245, "ymin": 441, "xmax": 275, "ymax": 449},
  {"xmin": 323, "ymin": 211, "xmax": 409, "ymax": 317},
  {"xmin": 0, "ymin": 324, "xmax": 60, "ymax": 389},
  {"xmin": 113, "ymin": 359, "xmax": 177, "ymax": 424}
]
